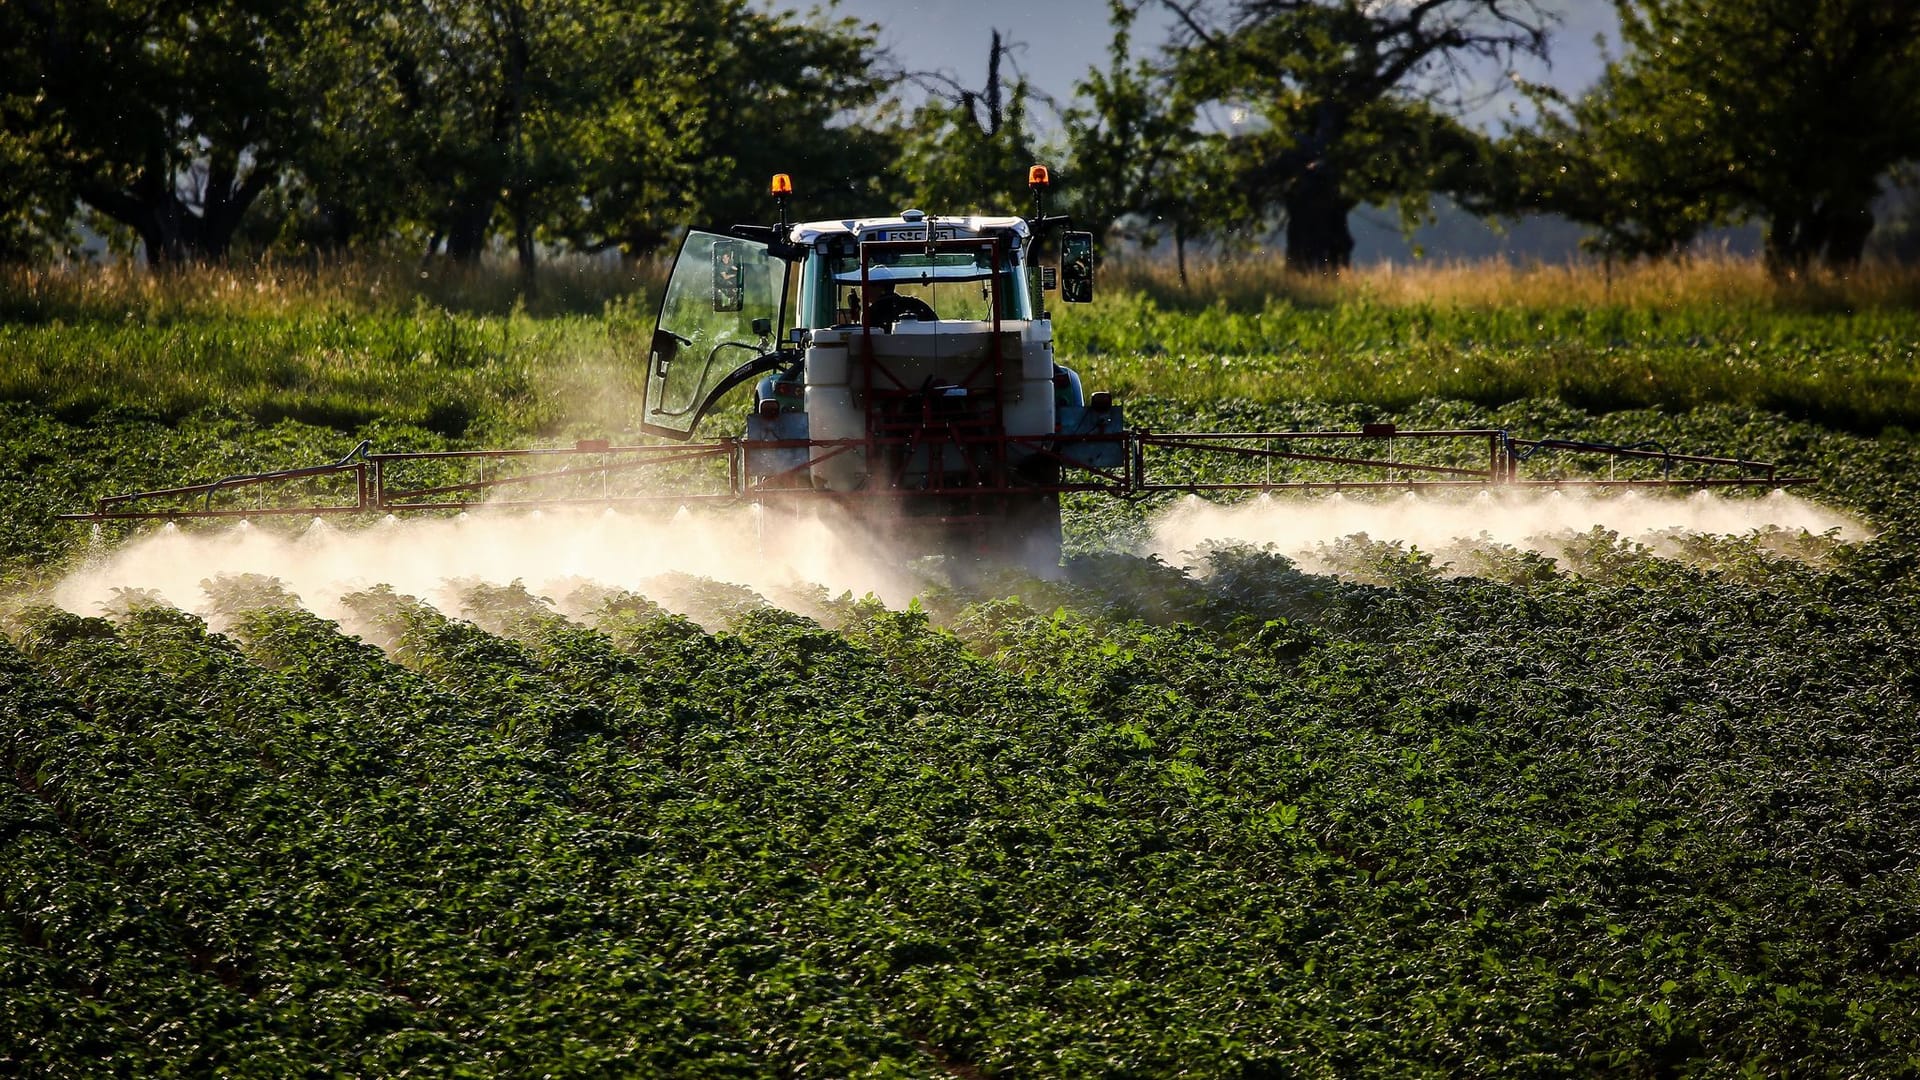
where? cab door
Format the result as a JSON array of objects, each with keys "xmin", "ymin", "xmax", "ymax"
[{"xmin": 644, "ymin": 230, "xmax": 786, "ymax": 438}]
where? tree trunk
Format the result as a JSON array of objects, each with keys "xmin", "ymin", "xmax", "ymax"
[
  {"xmin": 80, "ymin": 152, "xmax": 270, "ymax": 266},
  {"xmin": 512, "ymin": 191, "xmax": 537, "ymax": 290},
  {"xmin": 1766, "ymin": 200, "xmax": 1832, "ymax": 275},
  {"xmin": 318, "ymin": 201, "xmax": 359, "ymax": 253},
  {"xmin": 504, "ymin": 0, "xmax": 534, "ymax": 289},
  {"xmin": 444, "ymin": 196, "xmax": 493, "ymax": 262},
  {"xmin": 1174, "ymin": 219, "xmax": 1188, "ymax": 288},
  {"xmin": 1769, "ymin": 201, "xmax": 1877, "ymax": 274},
  {"xmin": 1822, "ymin": 198, "xmax": 1875, "ymax": 270},
  {"xmin": 1284, "ymin": 168, "xmax": 1355, "ymax": 273}
]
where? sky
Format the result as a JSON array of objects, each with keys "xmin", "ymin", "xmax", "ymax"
[{"xmin": 768, "ymin": 0, "xmax": 1622, "ymax": 133}]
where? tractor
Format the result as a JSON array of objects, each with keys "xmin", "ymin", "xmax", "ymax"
[
  {"xmin": 639, "ymin": 166, "xmax": 1117, "ymax": 569},
  {"xmin": 61, "ymin": 166, "xmax": 1808, "ymax": 572}
]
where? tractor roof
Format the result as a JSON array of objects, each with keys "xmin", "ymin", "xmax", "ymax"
[{"xmin": 788, "ymin": 214, "xmax": 1030, "ymax": 246}]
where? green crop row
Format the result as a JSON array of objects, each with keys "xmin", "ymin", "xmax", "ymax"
[
  {"xmin": 5, "ymin": 530, "xmax": 1918, "ymax": 1075},
  {"xmin": 6, "ymin": 283, "xmax": 1920, "ymax": 1075},
  {"xmin": 8, "ymin": 286, "xmax": 1920, "ymax": 446}
]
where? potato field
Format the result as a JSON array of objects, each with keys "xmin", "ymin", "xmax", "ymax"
[{"xmin": 3, "ymin": 267, "xmax": 1918, "ymax": 1077}]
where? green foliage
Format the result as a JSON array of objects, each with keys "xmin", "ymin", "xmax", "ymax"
[
  {"xmin": 0, "ymin": 1, "xmax": 892, "ymax": 267},
  {"xmin": 1063, "ymin": 292, "xmax": 1920, "ymax": 433},
  {"xmin": 0, "ymin": 312, "xmax": 646, "ymax": 438},
  {"xmin": 0, "ymin": 92, "xmax": 70, "ymax": 263},
  {"xmin": 684, "ymin": 6, "xmax": 901, "ymax": 232},
  {"xmin": 0, "ymin": 0, "xmax": 312, "ymax": 263},
  {"xmin": 293, "ymin": 0, "xmax": 719, "ymax": 262},
  {"xmin": 1161, "ymin": 0, "xmax": 1550, "ymax": 269},
  {"xmin": 7, "ymin": 284, "xmax": 1920, "ymax": 1073},
  {"xmin": 294, "ymin": 0, "xmax": 897, "ymax": 263},
  {"xmin": 1511, "ymin": 67, "xmax": 1737, "ymax": 261},
  {"xmin": 1516, "ymin": 0, "xmax": 1920, "ymax": 269},
  {"xmin": 1062, "ymin": 3, "xmax": 1209, "ymax": 256},
  {"xmin": 6, "ymin": 505, "xmax": 1920, "ymax": 1073},
  {"xmin": 897, "ymin": 32, "xmax": 1043, "ymax": 217}
]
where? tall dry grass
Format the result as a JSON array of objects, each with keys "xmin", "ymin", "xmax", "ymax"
[
  {"xmin": 0, "ymin": 255, "xmax": 669, "ymax": 437},
  {"xmin": 11, "ymin": 249, "xmax": 1914, "ymax": 322},
  {"xmin": 1105, "ymin": 252, "xmax": 1920, "ymax": 313},
  {"xmin": 0, "ymin": 253, "xmax": 667, "ymax": 322}
]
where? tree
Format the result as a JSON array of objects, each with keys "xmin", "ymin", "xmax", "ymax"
[
  {"xmin": 0, "ymin": 88, "xmax": 70, "ymax": 262},
  {"xmin": 1064, "ymin": 2, "xmax": 1210, "ymax": 276},
  {"xmin": 1160, "ymin": 0, "xmax": 1551, "ymax": 272},
  {"xmin": 568, "ymin": 2, "xmax": 900, "ymax": 250},
  {"xmin": 0, "ymin": 0, "xmax": 312, "ymax": 265},
  {"xmin": 1674, "ymin": 0, "xmax": 1912, "ymax": 267},
  {"xmin": 1578, "ymin": 0, "xmax": 1920, "ymax": 271},
  {"xmin": 1509, "ymin": 70, "xmax": 1740, "ymax": 262},
  {"xmin": 294, "ymin": 0, "xmax": 699, "ymax": 269},
  {"xmin": 898, "ymin": 31, "xmax": 1045, "ymax": 216},
  {"xmin": 292, "ymin": 0, "xmax": 890, "ymax": 266}
]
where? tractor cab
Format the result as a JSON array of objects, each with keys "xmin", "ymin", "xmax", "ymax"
[
  {"xmin": 642, "ymin": 172, "xmax": 1103, "ymax": 446},
  {"xmin": 638, "ymin": 169, "xmax": 1122, "ymax": 569}
]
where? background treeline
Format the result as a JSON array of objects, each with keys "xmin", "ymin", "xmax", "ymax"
[{"xmin": 1, "ymin": 0, "xmax": 1916, "ymax": 277}]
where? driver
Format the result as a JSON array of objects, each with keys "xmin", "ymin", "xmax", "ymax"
[{"xmin": 867, "ymin": 280, "xmax": 936, "ymax": 324}]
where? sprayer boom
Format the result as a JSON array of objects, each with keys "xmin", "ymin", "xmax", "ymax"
[{"xmin": 57, "ymin": 425, "xmax": 1808, "ymax": 526}]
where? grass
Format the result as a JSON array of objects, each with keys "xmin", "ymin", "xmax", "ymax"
[
  {"xmin": 3, "ymin": 255, "xmax": 1919, "ymax": 1074},
  {"xmin": 0, "ymin": 255, "xmax": 664, "ymax": 439},
  {"xmin": 1065, "ymin": 260, "xmax": 1920, "ymax": 435},
  {"xmin": 0, "ymin": 252, "xmax": 665, "ymax": 322},
  {"xmin": 1105, "ymin": 250, "xmax": 1920, "ymax": 313},
  {"xmin": 1063, "ymin": 293, "xmax": 1920, "ymax": 433},
  {"xmin": 0, "ymin": 312, "xmax": 662, "ymax": 439},
  {"xmin": 5, "ymin": 253, "xmax": 1920, "ymax": 444}
]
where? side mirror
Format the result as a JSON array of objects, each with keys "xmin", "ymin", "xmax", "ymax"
[
  {"xmin": 1061, "ymin": 231, "xmax": 1094, "ymax": 304},
  {"xmin": 651, "ymin": 327, "xmax": 681, "ymax": 376},
  {"xmin": 751, "ymin": 317, "xmax": 772, "ymax": 339},
  {"xmin": 712, "ymin": 239, "xmax": 744, "ymax": 312}
]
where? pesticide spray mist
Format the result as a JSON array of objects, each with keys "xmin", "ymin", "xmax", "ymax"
[
  {"xmin": 1147, "ymin": 487, "xmax": 1868, "ymax": 573},
  {"xmin": 56, "ymin": 504, "xmax": 930, "ymax": 628},
  {"xmin": 56, "ymin": 488, "xmax": 1868, "ymax": 624}
]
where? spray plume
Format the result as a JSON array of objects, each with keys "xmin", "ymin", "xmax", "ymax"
[
  {"xmin": 56, "ymin": 505, "xmax": 927, "ymax": 627},
  {"xmin": 1148, "ymin": 488, "xmax": 1868, "ymax": 573},
  {"xmin": 55, "ymin": 488, "xmax": 1866, "ymax": 624}
]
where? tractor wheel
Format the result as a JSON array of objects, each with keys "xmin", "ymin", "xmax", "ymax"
[{"xmin": 990, "ymin": 491, "xmax": 1063, "ymax": 577}]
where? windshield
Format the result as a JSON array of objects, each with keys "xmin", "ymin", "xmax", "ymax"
[
  {"xmin": 645, "ymin": 230, "xmax": 783, "ymax": 437},
  {"xmin": 801, "ymin": 237, "xmax": 1032, "ymax": 327},
  {"xmin": 832, "ymin": 250, "xmax": 994, "ymax": 284}
]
